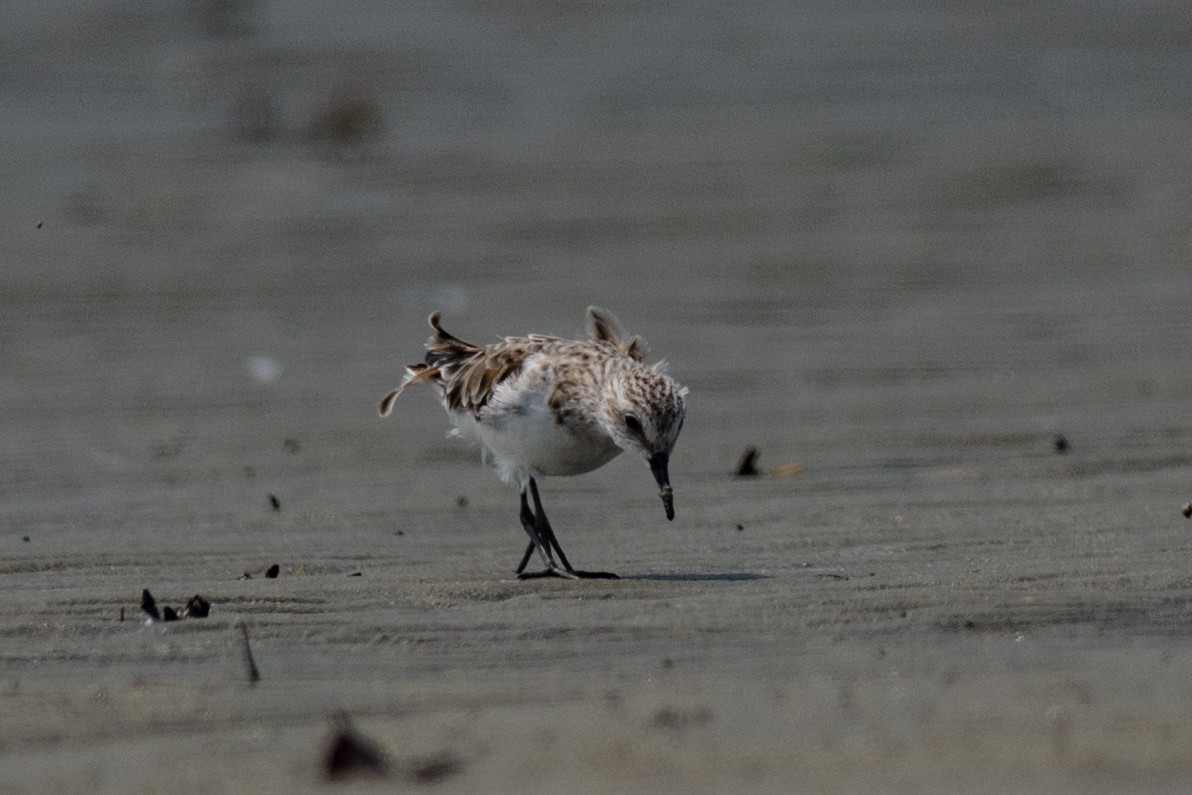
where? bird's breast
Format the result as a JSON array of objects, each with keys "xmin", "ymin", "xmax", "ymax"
[{"xmin": 472, "ymin": 406, "xmax": 622, "ymax": 477}]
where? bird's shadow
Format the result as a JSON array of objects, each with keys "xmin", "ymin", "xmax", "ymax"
[{"xmin": 623, "ymin": 572, "xmax": 770, "ymax": 582}]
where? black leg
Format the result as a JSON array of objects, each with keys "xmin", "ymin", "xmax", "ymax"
[
  {"xmin": 516, "ymin": 479, "xmax": 617, "ymax": 580},
  {"xmin": 517, "ymin": 487, "xmax": 555, "ymax": 570},
  {"xmin": 515, "ymin": 509, "xmax": 570, "ymax": 574},
  {"xmin": 515, "ymin": 541, "xmax": 535, "ymax": 575},
  {"xmin": 529, "ymin": 478, "xmax": 574, "ymax": 571}
]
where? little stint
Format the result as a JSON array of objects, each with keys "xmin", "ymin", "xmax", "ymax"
[{"xmin": 379, "ymin": 306, "xmax": 687, "ymax": 579}]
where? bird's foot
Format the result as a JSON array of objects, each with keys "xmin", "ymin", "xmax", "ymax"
[
  {"xmin": 518, "ymin": 566, "xmax": 579, "ymax": 580},
  {"xmin": 516, "ymin": 567, "xmax": 618, "ymax": 580}
]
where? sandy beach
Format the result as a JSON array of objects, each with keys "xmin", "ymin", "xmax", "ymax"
[{"xmin": 3, "ymin": 2, "xmax": 1192, "ymax": 792}]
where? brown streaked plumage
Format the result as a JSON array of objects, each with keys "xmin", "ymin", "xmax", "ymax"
[{"xmin": 378, "ymin": 306, "xmax": 687, "ymax": 579}]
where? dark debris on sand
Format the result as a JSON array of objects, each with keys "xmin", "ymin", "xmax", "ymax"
[
  {"xmin": 321, "ymin": 713, "xmax": 465, "ymax": 784},
  {"xmin": 238, "ymin": 622, "xmax": 261, "ymax": 685},
  {"xmin": 734, "ymin": 446, "xmax": 761, "ymax": 477},
  {"xmin": 324, "ymin": 714, "xmax": 391, "ymax": 781},
  {"xmin": 240, "ymin": 563, "xmax": 282, "ymax": 580},
  {"xmin": 733, "ymin": 446, "xmax": 803, "ymax": 478},
  {"xmin": 139, "ymin": 589, "xmax": 212, "ymax": 622},
  {"xmin": 184, "ymin": 594, "xmax": 211, "ymax": 617},
  {"xmin": 140, "ymin": 589, "xmax": 160, "ymax": 621}
]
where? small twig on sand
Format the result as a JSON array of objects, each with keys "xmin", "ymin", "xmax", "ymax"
[{"xmin": 238, "ymin": 622, "xmax": 261, "ymax": 685}]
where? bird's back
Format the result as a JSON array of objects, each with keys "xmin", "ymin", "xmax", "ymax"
[{"xmin": 381, "ymin": 313, "xmax": 609, "ymax": 418}]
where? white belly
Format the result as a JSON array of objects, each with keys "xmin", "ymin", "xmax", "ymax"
[
  {"xmin": 481, "ymin": 417, "xmax": 621, "ymax": 477},
  {"xmin": 449, "ymin": 391, "xmax": 622, "ymax": 482},
  {"xmin": 458, "ymin": 405, "xmax": 621, "ymax": 478}
]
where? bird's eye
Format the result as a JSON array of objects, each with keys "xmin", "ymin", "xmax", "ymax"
[{"xmin": 624, "ymin": 415, "xmax": 642, "ymax": 434}]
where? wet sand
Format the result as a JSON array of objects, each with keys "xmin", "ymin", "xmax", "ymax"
[{"xmin": 4, "ymin": 2, "xmax": 1192, "ymax": 792}]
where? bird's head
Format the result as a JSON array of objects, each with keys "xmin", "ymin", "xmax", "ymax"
[{"xmin": 602, "ymin": 364, "xmax": 687, "ymax": 520}]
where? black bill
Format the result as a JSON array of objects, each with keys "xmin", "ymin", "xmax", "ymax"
[{"xmin": 649, "ymin": 452, "xmax": 675, "ymax": 521}]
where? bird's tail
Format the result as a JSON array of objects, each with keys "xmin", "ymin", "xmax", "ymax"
[{"xmin": 377, "ymin": 312, "xmax": 485, "ymax": 417}]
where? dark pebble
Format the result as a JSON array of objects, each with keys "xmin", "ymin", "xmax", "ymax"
[
  {"xmin": 1182, "ymin": 503, "xmax": 1192, "ymax": 519},
  {"xmin": 268, "ymin": 494, "xmax": 280, "ymax": 511},
  {"xmin": 1053, "ymin": 434, "xmax": 1069, "ymax": 453},
  {"xmin": 140, "ymin": 589, "xmax": 161, "ymax": 621},
  {"xmin": 162, "ymin": 606, "xmax": 179, "ymax": 622},
  {"xmin": 184, "ymin": 595, "xmax": 211, "ymax": 618},
  {"xmin": 265, "ymin": 564, "xmax": 280, "ymax": 578}
]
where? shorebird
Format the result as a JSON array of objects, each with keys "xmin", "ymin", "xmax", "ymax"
[{"xmin": 379, "ymin": 306, "xmax": 687, "ymax": 579}]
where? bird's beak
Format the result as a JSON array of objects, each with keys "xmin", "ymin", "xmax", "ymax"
[{"xmin": 649, "ymin": 452, "xmax": 675, "ymax": 521}]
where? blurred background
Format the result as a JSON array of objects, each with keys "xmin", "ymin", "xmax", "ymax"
[
  {"xmin": 2, "ymin": 0, "xmax": 1191, "ymax": 549},
  {"xmin": 5, "ymin": 5, "xmax": 1192, "ymax": 788}
]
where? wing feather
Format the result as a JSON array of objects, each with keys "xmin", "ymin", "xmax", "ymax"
[{"xmin": 379, "ymin": 311, "xmax": 535, "ymax": 417}]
